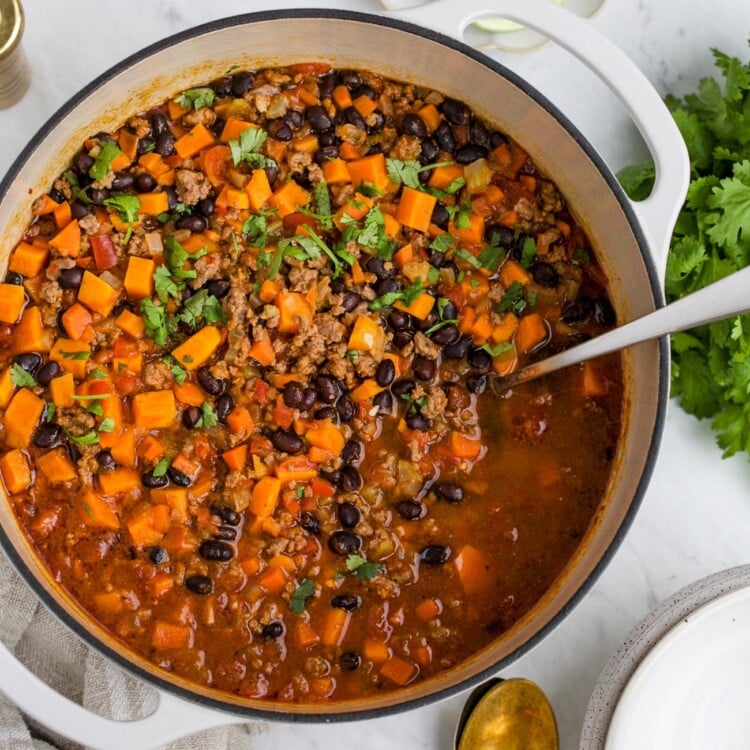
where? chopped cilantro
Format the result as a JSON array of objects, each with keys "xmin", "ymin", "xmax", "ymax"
[
  {"xmin": 59, "ymin": 350, "xmax": 91, "ymax": 361},
  {"xmin": 429, "ymin": 234, "xmax": 455, "ymax": 254},
  {"xmin": 153, "ymin": 264, "xmax": 181, "ymax": 304},
  {"xmin": 572, "ymin": 248, "xmax": 590, "ymax": 266},
  {"xmin": 386, "ymin": 158, "xmax": 455, "ymax": 191},
  {"xmin": 45, "ymin": 402, "xmax": 56, "ymax": 422},
  {"xmin": 477, "ymin": 238, "xmax": 505, "ymax": 271},
  {"xmin": 174, "ymin": 87, "xmax": 216, "ymax": 111},
  {"xmin": 139, "ymin": 298, "xmax": 171, "ymax": 347},
  {"xmin": 65, "ymin": 430, "xmax": 100, "ymax": 446},
  {"xmin": 295, "ymin": 486, "xmax": 305, "ymax": 499},
  {"xmin": 453, "ymin": 247, "xmax": 482, "ymax": 269},
  {"xmin": 424, "ymin": 318, "xmax": 459, "ymax": 336},
  {"xmin": 289, "ymin": 578, "xmax": 315, "ymax": 614},
  {"xmin": 89, "ymin": 140, "xmax": 123, "ymax": 182},
  {"xmin": 99, "ymin": 417, "xmax": 116, "ymax": 433},
  {"xmin": 103, "ymin": 195, "xmax": 140, "ymax": 244},
  {"xmin": 86, "ymin": 401, "xmax": 104, "ymax": 417},
  {"xmin": 164, "ymin": 357, "xmax": 187, "ymax": 386},
  {"xmin": 10, "ymin": 364, "xmax": 36, "ymax": 388},
  {"xmin": 63, "ymin": 170, "xmax": 91, "ymax": 204},
  {"xmin": 343, "ymin": 554, "xmax": 384, "ymax": 581},
  {"xmin": 178, "ymin": 290, "xmax": 227, "ymax": 329},
  {"xmin": 520, "ymin": 236, "xmax": 538, "ymax": 268},
  {"xmin": 479, "ymin": 341, "xmax": 515, "ymax": 357},
  {"xmin": 242, "ymin": 214, "xmax": 269, "ymax": 249},
  {"xmin": 228, "ymin": 126, "xmax": 273, "ymax": 168},
  {"xmin": 152, "ymin": 457, "xmax": 171, "ymax": 477},
  {"xmin": 426, "ymin": 265, "xmax": 440, "ymax": 285},
  {"xmin": 90, "ymin": 369, "xmax": 108, "ymax": 380},
  {"xmin": 370, "ymin": 278, "xmax": 424, "ymax": 311},
  {"xmin": 313, "ymin": 182, "xmax": 333, "ymax": 226},
  {"xmin": 197, "ymin": 402, "xmax": 218, "ymax": 429},
  {"xmin": 497, "ymin": 280, "xmax": 527, "ymax": 315}
]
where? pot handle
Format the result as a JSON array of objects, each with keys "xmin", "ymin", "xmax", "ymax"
[
  {"xmin": 0, "ymin": 642, "xmax": 234, "ymax": 750},
  {"xmin": 387, "ymin": 0, "xmax": 690, "ymax": 281}
]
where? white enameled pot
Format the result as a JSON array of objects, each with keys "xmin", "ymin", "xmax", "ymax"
[{"xmin": 0, "ymin": 2, "xmax": 689, "ymax": 747}]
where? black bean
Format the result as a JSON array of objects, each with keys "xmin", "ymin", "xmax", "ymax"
[
  {"xmin": 341, "ymin": 439, "xmax": 362, "ymax": 466},
  {"xmin": 417, "ymin": 312, "xmax": 438, "ymax": 331},
  {"xmin": 73, "ymin": 152, "xmax": 94, "ymax": 175},
  {"xmin": 561, "ymin": 296, "xmax": 594, "ymax": 324},
  {"xmin": 532, "ymin": 263, "xmax": 560, "ymax": 288},
  {"xmin": 391, "ymin": 378, "xmax": 416, "ymax": 397},
  {"xmin": 431, "ymin": 202, "xmax": 450, "ymax": 228},
  {"xmin": 185, "ymin": 575, "xmax": 213, "ymax": 595},
  {"xmin": 401, "ymin": 113, "xmax": 427, "ymax": 137},
  {"xmin": 231, "ymin": 71, "xmax": 255, "ymax": 96},
  {"xmin": 215, "ymin": 393, "xmax": 234, "ymax": 423},
  {"xmin": 328, "ymin": 530, "xmax": 362, "ymax": 556},
  {"xmin": 469, "ymin": 120, "xmax": 490, "ymax": 148},
  {"xmin": 594, "ymin": 298, "xmax": 616, "ymax": 326},
  {"xmin": 375, "ymin": 278, "xmax": 398, "ymax": 297},
  {"xmin": 466, "ymin": 374, "xmax": 487, "ymax": 395},
  {"xmin": 175, "ymin": 214, "xmax": 207, "ymax": 232},
  {"xmin": 264, "ymin": 165, "xmax": 279, "ymax": 187},
  {"xmin": 263, "ymin": 118, "xmax": 290, "ymax": 142},
  {"xmin": 442, "ymin": 98, "xmax": 470, "ymax": 125},
  {"xmin": 197, "ymin": 196, "xmax": 215, "ymax": 218},
  {"xmin": 205, "ymin": 279, "xmax": 230, "ymax": 299},
  {"xmin": 214, "ymin": 525, "xmax": 237, "ymax": 541},
  {"xmin": 141, "ymin": 471, "xmax": 169, "ymax": 489},
  {"xmin": 434, "ymin": 482, "xmax": 463, "ymax": 503},
  {"xmin": 421, "ymin": 544, "xmax": 452, "ymax": 565},
  {"xmin": 149, "ymin": 111, "xmax": 169, "ymax": 137},
  {"xmin": 485, "ymin": 224, "xmax": 516, "ymax": 249},
  {"xmin": 111, "ymin": 171, "xmax": 134, "ymax": 191},
  {"xmin": 375, "ymin": 359, "xmax": 395, "ymax": 388},
  {"xmin": 444, "ymin": 335, "xmax": 472, "ymax": 360},
  {"xmin": 412, "ymin": 355, "xmax": 437, "ymax": 382},
  {"xmin": 468, "ymin": 348, "xmax": 492, "ymax": 373},
  {"xmin": 314, "ymin": 374, "xmax": 339, "ymax": 404},
  {"xmin": 336, "ymin": 395, "xmax": 356, "ymax": 423},
  {"xmin": 136, "ymin": 137, "xmax": 155, "ymax": 156},
  {"xmin": 71, "ymin": 200, "xmax": 92, "ymax": 220},
  {"xmin": 330, "ymin": 279, "xmax": 346, "ymax": 294},
  {"xmin": 5, "ymin": 271, "xmax": 22, "ymax": 286},
  {"xmin": 365, "ymin": 256, "xmax": 389, "ymax": 280},
  {"xmin": 155, "ymin": 132, "xmax": 175, "ymax": 157},
  {"xmin": 271, "ymin": 429, "xmax": 304, "ymax": 454},
  {"xmin": 261, "ymin": 621, "xmax": 284, "ymax": 640},
  {"xmin": 339, "ymin": 466, "xmax": 363, "ymax": 493},
  {"xmin": 351, "ymin": 83, "xmax": 376, "ymax": 100},
  {"xmin": 33, "ymin": 423, "xmax": 61, "ymax": 449},
  {"xmin": 455, "ymin": 144, "xmax": 489, "ymax": 164},
  {"xmin": 344, "ymin": 106, "xmax": 366, "ymax": 130},
  {"xmin": 397, "ymin": 500, "xmax": 424, "ymax": 521},
  {"xmin": 406, "ymin": 413, "xmax": 429, "ymax": 431},
  {"xmin": 392, "ymin": 331, "xmax": 415, "ymax": 349},
  {"xmin": 148, "ymin": 546, "xmax": 169, "ymax": 565},
  {"xmin": 441, "ymin": 301, "xmax": 458, "ymax": 321},
  {"xmin": 387, "ymin": 309, "xmax": 412, "ymax": 332},
  {"xmin": 372, "ymin": 390, "xmax": 392, "ymax": 415},
  {"xmin": 366, "ymin": 111, "xmax": 385, "ymax": 134},
  {"xmin": 338, "ymin": 501, "xmax": 360, "ymax": 529},
  {"xmin": 337, "ymin": 69, "xmax": 362, "ymax": 89},
  {"xmin": 341, "ymin": 290, "xmax": 361, "ymax": 312},
  {"xmin": 182, "ymin": 405, "xmax": 201, "ymax": 429},
  {"xmin": 434, "ymin": 122, "xmax": 455, "ymax": 152},
  {"xmin": 331, "ymin": 593, "xmax": 361, "ymax": 611},
  {"xmin": 168, "ymin": 467, "xmax": 191, "ymax": 487},
  {"xmin": 301, "ymin": 387, "xmax": 318, "ymax": 412},
  {"xmin": 14, "ymin": 352, "xmax": 42, "ymax": 374},
  {"xmin": 417, "ymin": 140, "xmax": 438, "ymax": 166},
  {"xmin": 36, "ymin": 360, "xmax": 61, "ymax": 386},
  {"xmin": 307, "ymin": 105, "xmax": 332, "ymax": 132},
  {"xmin": 197, "ymin": 367, "xmax": 226, "ymax": 396},
  {"xmin": 96, "ymin": 450, "xmax": 116, "ymax": 471},
  {"xmin": 314, "ymin": 406, "xmax": 338, "ymax": 422},
  {"xmin": 284, "ymin": 109, "xmax": 304, "ymax": 130},
  {"xmin": 431, "ymin": 324, "xmax": 459, "ymax": 346},
  {"xmin": 318, "ymin": 129, "xmax": 338, "ymax": 148},
  {"xmin": 283, "ymin": 381, "xmax": 305, "ymax": 409},
  {"xmin": 90, "ymin": 188, "xmax": 110, "ymax": 206},
  {"xmin": 56, "ymin": 309, "xmax": 67, "ymax": 337},
  {"xmin": 340, "ymin": 652, "xmax": 362, "ymax": 671},
  {"xmin": 210, "ymin": 504, "xmax": 241, "ymax": 526},
  {"xmin": 49, "ymin": 186, "xmax": 66, "ymax": 203},
  {"xmin": 300, "ymin": 512, "xmax": 321, "ymax": 536},
  {"xmin": 199, "ymin": 539, "xmax": 233, "ymax": 562}
]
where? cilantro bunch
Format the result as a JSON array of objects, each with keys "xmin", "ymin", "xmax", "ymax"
[{"xmin": 619, "ymin": 43, "xmax": 750, "ymax": 458}]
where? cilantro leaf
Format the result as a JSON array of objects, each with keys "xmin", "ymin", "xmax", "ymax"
[
  {"xmin": 152, "ymin": 457, "xmax": 171, "ymax": 477},
  {"xmin": 520, "ymin": 236, "xmax": 538, "ymax": 268},
  {"xmin": 103, "ymin": 194, "xmax": 140, "ymax": 244},
  {"xmin": 289, "ymin": 578, "xmax": 315, "ymax": 614},
  {"xmin": 343, "ymin": 554, "xmax": 384, "ymax": 581},
  {"xmin": 89, "ymin": 140, "xmax": 123, "ymax": 182},
  {"xmin": 497, "ymin": 281, "xmax": 527, "ymax": 315},
  {"xmin": 175, "ymin": 87, "xmax": 216, "ymax": 111},
  {"xmin": 479, "ymin": 341, "xmax": 514, "ymax": 357},
  {"xmin": 228, "ymin": 126, "xmax": 271, "ymax": 168},
  {"xmin": 99, "ymin": 417, "xmax": 116, "ymax": 434},
  {"xmin": 65, "ymin": 429, "xmax": 100, "ymax": 446},
  {"xmin": 197, "ymin": 402, "xmax": 218, "ymax": 429},
  {"xmin": 386, "ymin": 158, "xmax": 422, "ymax": 190},
  {"xmin": 64, "ymin": 170, "xmax": 92, "ymax": 204},
  {"xmin": 243, "ymin": 214, "xmax": 269, "ymax": 249},
  {"xmin": 10, "ymin": 363, "xmax": 36, "ymax": 388},
  {"xmin": 140, "ymin": 298, "xmax": 171, "ymax": 346},
  {"xmin": 178, "ymin": 290, "xmax": 227, "ymax": 329}
]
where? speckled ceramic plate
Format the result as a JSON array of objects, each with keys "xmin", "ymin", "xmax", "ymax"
[{"xmin": 581, "ymin": 565, "xmax": 750, "ymax": 749}]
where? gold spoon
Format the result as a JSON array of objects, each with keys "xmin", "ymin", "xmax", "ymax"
[{"xmin": 455, "ymin": 678, "xmax": 559, "ymax": 750}]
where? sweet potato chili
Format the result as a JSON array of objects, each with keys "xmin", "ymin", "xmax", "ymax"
[{"xmin": 0, "ymin": 63, "xmax": 622, "ymax": 702}]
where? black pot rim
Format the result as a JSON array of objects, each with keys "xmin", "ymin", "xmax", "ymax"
[{"xmin": 0, "ymin": 7, "xmax": 668, "ymax": 726}]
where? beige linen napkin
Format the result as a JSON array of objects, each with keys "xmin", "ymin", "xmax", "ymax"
[{"xmin": 0, "ymin": 549, "xmax": 266, "ymax": 750}]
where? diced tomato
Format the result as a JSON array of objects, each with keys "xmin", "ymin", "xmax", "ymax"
[{"xmin": 90, "ymin": 234, "xmax": 118, "ymax": 271}]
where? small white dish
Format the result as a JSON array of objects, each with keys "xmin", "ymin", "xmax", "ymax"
[{"xmin": 582, "ymin": 565, "xmax": 750, "ymax": 749}]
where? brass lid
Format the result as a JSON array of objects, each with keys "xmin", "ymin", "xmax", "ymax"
[{"xmin": 0, "ymin": 0, "xmax": 24, "ymax": 60}]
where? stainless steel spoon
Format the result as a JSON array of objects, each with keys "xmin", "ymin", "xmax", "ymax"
[
  {"xmin": 496, "ymin": 263, "xmax": 750, "ymax": 391},
  {"xmin": 455, "ymin": 677, "xmax": 559, "ymax": 749}
]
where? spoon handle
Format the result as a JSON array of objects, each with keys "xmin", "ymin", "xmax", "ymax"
[{"xmin": 500, "ymin": 263, "xmax": 750, "ymax": 389}]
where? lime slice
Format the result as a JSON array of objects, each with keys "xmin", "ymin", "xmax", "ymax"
[{"xmin": 474, "ymin": 0, "xmax": 565, "ymax": 33}]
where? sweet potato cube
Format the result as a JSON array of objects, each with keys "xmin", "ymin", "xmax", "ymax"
[
  {"xmin": 171, "ymin": 326, "xmax": 222, "ymax": 371},
  {"xmin": 78, "ymin": 271, "xmax": 118, "ymax": 316},
  {"xmin": 0, "ymin": 283, "xmax": 25, "ymax": 324},
  {"xmin": 2, "ymin": 389, "xmax": 45, "ymax": 449},
  {"xmin": 131, "ymin": 390, "xmax": 176, "ymax": 429},
  {"xmin": 36, "ymin": 447, "xmax": 77, "ymax": 485},
  {"xmin": 0, "ymin": 449, "xmax": 32, "ymax": 494},
  {"xmin": 123, "ymin": 256, "xmax": 155, "ymax": 300}
]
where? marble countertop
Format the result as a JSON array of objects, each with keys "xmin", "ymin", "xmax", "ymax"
[{"xmin": 2, "ymin": 1, "xmax": 750, "ymax": 748}]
